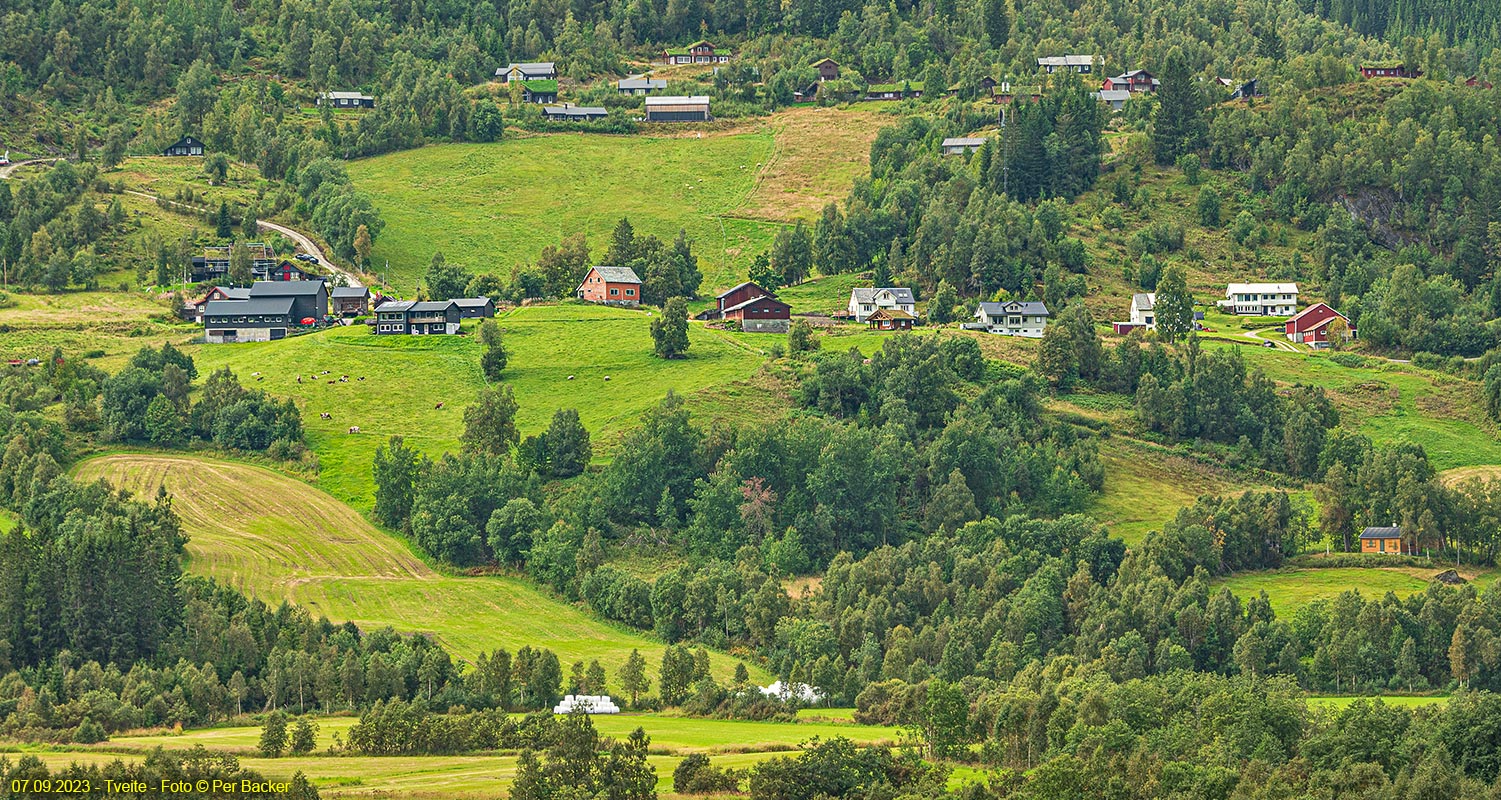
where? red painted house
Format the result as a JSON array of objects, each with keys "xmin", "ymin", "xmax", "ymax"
[
  {"xmin": 576, "ymin": 266, "xmax": 642, "ymax": 307},
  {"xmin": 723, "ymin": 295, "xmax": 791, "ymax": 332},
  {"xmin": 266, "ymin": 260, "xmax": 315, "ymax": 282},
  {"xmin": 1360, "ymin": 64, "xmax": 1414, "ymax": 78},
  {"xmin": 1102, "ymin": 69, "xmax": 1159, "ymax": 93},
  {"xmin": 1285, "ymin": 302, "xmax": 1354, "ymax": 348}
]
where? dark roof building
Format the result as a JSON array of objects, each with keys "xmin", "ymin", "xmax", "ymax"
[
  {"xmin": 644, "ymin": 96, "xmax": 711, "ymax": 122},
  {"xmin": 163, "ymin": 136, "xmax": 205, "ymax": 157},
  {"xmin": 249, "ymin": 280, "xmax": 328, "ymax": 321},
  {"xmin": 203, "ymin": 296, "xmax": 297, "ymax": 343},
  {"xmin": 453, "ymin": 297, "xmax": 497, "ymax": 318},
  {"xmin": 375, "ymin": 299, "xmax": 462, "ymax": 335},
  {"xmin": 542, "ymin": 104, "xmax": 608, "ymax": 122},
  {"xmin": 331, "ymin": 286, "xmax": 371, "ymax": 316},
  {"xmin": 520, "ymin": 80, "xmax": 559, "ymax": 104},
  {"xmin": 619, "ymin": 76, "xmax": 668, "ymax": 95},
  {"xmin": 497, "ymin": 62, "xmax": 557, "ymax": 82},
  {"xmin": 319, "ymin": 91, "xmax": 375, "ymax": 109}
]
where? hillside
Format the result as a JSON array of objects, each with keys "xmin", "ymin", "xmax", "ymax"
[
  {"xmin": 346, "ymin": 106, "xmax": 893, "ymax": 293},
  {"xmin": 74, "ymin": 453, "xmax": 765, "ymax": 689}
]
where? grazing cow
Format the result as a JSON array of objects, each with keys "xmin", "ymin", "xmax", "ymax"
[
  {"xmin": 255, "ymin": 376, "xmax": 263, "ymax": 381},
  {"xmin": 567, "ymin": 375, "xmax": 575, "ymax": 380},
  {"xmin": 328, "ymin": 380, "xmax": 335, "ymax": 384},
  {"xmin": 348, "ymin": 426, "xmax": 360, "ymax": 434},
  {"xmin": 604, "ymin": 376, "xmax": 611, "ymax": 381},
  {"xmin": 297, "ymin": 376, "xmax": 302, "ymax": 384},
  {"xmin": 435, "ymin": 402, "xmax": 445, "ymax": 410},
  {"xmin": 320, "ymin": 412, "xmax": 332, "ymax": 420},
  {"xmin": 358, "ymin": 376, "xmax": 365, "ymax": 381}
]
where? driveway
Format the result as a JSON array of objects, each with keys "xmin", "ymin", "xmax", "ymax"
[{"xmin": 0, "ymin": 157, "xmax": 64, "ymax": 179}]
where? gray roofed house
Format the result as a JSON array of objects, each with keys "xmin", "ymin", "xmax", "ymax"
[
  {"xmin": 1037, "ymin": 54, "xmax": 1097, "ymax": 73},
  {"xmin": 319, "ymin": 91, "xmax": 375, "ymax": 109},
  {"xmin": 1095, "ymin": 89, "xmax": 1131, "ymax": 110},
  {"xmin": 973, "ymin": 300, "xmax": 1050, "ymax": 338},
  {"xmin": 542, "ymin": 104, "xmax": 608, "ymax": 122},
  {"xmin": 331, "ymin": 286, "xmax": 371, "ymax": 317},
  {"xmin": 644, "ymin": 95, "xmax": 712, "ymax": 122},
  {"xmin": 619, "ymin": 77, "xmax": 668, "ymax": 95},
  {"xmin": 375, "ymin": 300, "xmax": 462, "ymax": 335},
  {"xmin": 1359, "ymin": 525, "xmax": 1413, "ymax": 554},
  {"xmin": 497, "ymin": 62, "xmax": 556, "ymax": 82},
  {"xmin": 577, "ymin": 266, "xmax": 643, "ymax": 306},
  {"xmin": 250, "ymin": 280, "xmax": 328, "ymax": 321},
  {"xmin": 203, "ymin": 296, "xmax": 297, "ymax": 343},
  {"xmin": 942, "ymin": 137, "xmax": 988, "ymax": 155},
  {"xmin": 453, "ymin": 297, "xmax": 497, "ymax": 318},
  {"xmin": 848, "ymin": 287, "xmax": 917, "ymax": 322}
]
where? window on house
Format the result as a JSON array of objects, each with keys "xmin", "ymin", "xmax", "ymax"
[
  {"xmin": 626, "ymin": 288, "xmax": 635, "ymax": 296},
  {"xmin": 610, "ymin": 288, "xmax": 619, "ymax": 296}
]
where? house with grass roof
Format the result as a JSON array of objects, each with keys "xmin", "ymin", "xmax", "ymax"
[
  {"xmin": 811, "ymin": 58, "xmax": 840, "ymax": 81},
  {"xmin": 1360, "ymin": 62, "xmax": 1415, "ymax": 78},
  {"xmin": 865, "ymin": 81, "xmax": 923, "ymax": 100},
  {"xmin": 520, "ymin": 79, "xmax": 559, "ymax": 104},
  {"xmin": 664, "ymin": 40, "xmax": 730, "ymax": 65}
]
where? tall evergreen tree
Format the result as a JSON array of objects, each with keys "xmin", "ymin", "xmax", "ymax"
[{"xmin": 1152, "ymin": 49, "xmax": 1208, "ymax": 166}]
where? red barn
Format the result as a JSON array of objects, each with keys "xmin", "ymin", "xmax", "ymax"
[
  {"xmin": 576, "ymin": 266, "xmax": 642, "ymax": 307},
  {"xmin": 722, "ymin": 294, "xmax": 790, "ymax": 333},
  {"xmin": 1285, "ymin": 302, "xmax": 1354, "ymax": 348}
]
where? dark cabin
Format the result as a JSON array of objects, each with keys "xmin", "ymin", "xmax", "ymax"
[
  {"xmin": 163, "ymin": 136, "xmax": 205, "ymax": 157},
  {"xmin": 249, "ymin": 280, "xmax": 328, "ymax": 322},
  {"xmin": 453, "ymin": 297, "xmax": 497, "ymax": 319}
]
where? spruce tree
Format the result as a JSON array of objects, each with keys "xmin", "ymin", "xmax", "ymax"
[{"xmin": 1152, "ymin": 49, "xmax": 1207, "ymax": 166}]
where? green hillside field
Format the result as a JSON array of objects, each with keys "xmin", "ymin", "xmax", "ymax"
[
  {"xmin": 1215, "ymin": 564, "xmax": 1501, "ymax": 618},
  {"xmin": 73, "ymin": 453, "xmax": 768, "ymax": 690},
  {"xmin": 186, "ymin": 303, "xmax": 783, "ymax": 509}
]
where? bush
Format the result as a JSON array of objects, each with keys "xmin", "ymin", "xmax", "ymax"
[
  {"xmin": 1328, "ymin": 353, "xmax": 1368, "ymax": 368},
  {"xmin": 74, "ymin": 717, "xmax": 107, "ymax": 744},
  {"xmin": 674, "ymin": 753, "xmax": 744, "ymax": 794}
]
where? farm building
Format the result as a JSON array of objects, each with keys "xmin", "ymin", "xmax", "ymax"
[
  {"xmin": 453, "ymin": 297, "xmax": 497, "ymax": 319},
  {"xmin": 1222, "ymin": 283, "xmax": 1298, "ymax": 316},
  {"xmin": 203, "ymin": 297, "xmax": 297, "ymax": 343},
  {"xmin": 163, "ymin": 135, "xmax": 205, "ymax": 156},
  {"xmin": 1037, "ymin": 55, "xmax": 1096, "ymax": 73},
  {"xmin": 811, "ymin": 58, "xmax": 840, "ymax": 81},
  {"xmin": 644, "ymin": 96, "xmax": 711, "ymax": 122},
  {"xmin": 576, "ymin": 266, "xmax": 642, "ymax": 307},
  {"xmin": 497, "ymin": 62, "xmax": 556, "ymax": 82},
  {"xmin": 319, "ymin": 91, "xmax": 375, "ymax": 109},
  {"xmin": 331, "ymin": 286, "xmax": 371, "ymax": 317},
  {"xmin": 703, "ymin": 281, "xmax": 790, "ymax": 332},
  {"xmin": 865, "ymin": 81, "xmax": 923, "ymax": 100},
  {"xmin": 264, "ymin": 259, "xmax": 315, "ymax": 282},
  {"xmin": 1361, "ymin": 63, "xmax": 1413, "ymax": 78},
  {"xmin": 664, "ymin": 40, "xmax": 730, "ymax": 65},
  {"xmin": 942, "ymin": 137, "xmax": 988, "ymax": 156},
  {"xmin": 1285, "ymin": 302, "xmax": 1354, "ymax": 348},
  {"xmin": 848, "ymin": 287, "xmax": 916, "ymax": 323},
  {"xmin": 249, "ymin": 280, "xmax": 328, "ymax": 321},
  {"xmin": 541, "ymin": 104, "xmax": 608, "ymax": 122},
  {"xmin": 1360, "ymin": 526, "xmax": 1414, "ymax": 554},
  {"xmin": 184, "ymin": 286, "xmax": 250, "ymax": 323},
  {"xmin": 972, "ymin": 300, "xmax": 1049, "ymax": 337},
  {"xmin": 520, "ymin": 80, "xmax": 559, "ymax": 104},
  {"xmin": 618, "ymin": 76, "xmax": 667, "ymax": 95},
  {"xmin": 866, "ymin": 308, "xmax": 916, "ymax": 330},
  {"xmin": 374, "ymin": 300, "xmax": 462, "ymax": 335},
  {"xmin": 1102, "ymin": 69, "xmax": 1159, "ymax": 93}
]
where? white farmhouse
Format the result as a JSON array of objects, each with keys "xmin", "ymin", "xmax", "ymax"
[
  {"xmin": 974, "ymin": 300, "xmax": 1050, "ymax": 337},
  {"xmin": 1222, "ymin": 283, "xmax": 1298, "ymax": 316},
  {"xmin": 848, "ymin": 287, "xmax": 916, "ymax": 323},
  {"xmin": 1131, "ymin": 293, "xmax": 1156, "ymax": 328}
]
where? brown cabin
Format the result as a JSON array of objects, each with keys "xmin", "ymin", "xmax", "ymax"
[
  {"xmin": 1360, "ymin": 526, "xmax": 1415, "ymax": 555},
  {"xmin": 867, "ymin": 308, "xmax": 916, "ymax": 331},
  {"xmin": 812, "ymin": 58, "xmax": 840, "ymax": 81}
]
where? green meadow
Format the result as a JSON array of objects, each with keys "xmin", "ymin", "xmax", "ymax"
[
  {"xmin": 346, "ymin": 135, "xmax": 787, "ymax": 293},
  {"xmin": 74, "ymin": 453, "xmax": 766, "ymax": 689},
  {"xmin": 1215, "ymin": 565, "xmax": 1501, "ymax": 618},
  {"xmin": 187, "ymin": 303, "xmax": 774, "ymax": 509}
]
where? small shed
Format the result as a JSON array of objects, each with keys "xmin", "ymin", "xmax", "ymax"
[
  {"xmin": 319, "ymin": 91, "xmax": 375, "ymax": 109},
  {"xmin": 331, "ymin": 286, "xmax": 371, "ymax": 317},
  {"xmin": 942, "ymin": 137, "xmax": 988, "ymax": 156},
  {"xmin": 454, "ymin": 297, "xmax": 497, "ymax": 319},
  {"xmin": 541, "ymin": 104, "xmax": 608, "ymax": 122}
]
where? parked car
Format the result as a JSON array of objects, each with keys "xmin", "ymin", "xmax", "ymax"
[{"xmin": 295, "ymin": 253, "xmax": 319, "ymax": 263}]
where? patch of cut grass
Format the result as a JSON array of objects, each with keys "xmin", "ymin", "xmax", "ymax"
[
  {"xmin": 1215, "ymin": 565, "xmax": 1501, "ymax": 618},
  {"xmin": 74, "ymin": 453, "xmax": 764, "ymax": 689}
]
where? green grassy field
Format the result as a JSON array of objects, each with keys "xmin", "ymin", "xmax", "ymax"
[
  {"xmin": 0, "ymin": 290, "xmax": 194, "ymax": 367},
  {"xmin": 15, "ymin": 712, "xmax": 906, "ymax": 798},
  {"xmin": 347, "ymin": 135, "xmax": 784, "ymax": 294},
  {"xmin": 74, "ymin": 453, "xmax": 766, "ymax": 689},
  {"xmin": 1215, "ymin": 565, "xmax": 1501, "ymax": 618},
  {"xmin": 1206, "ymin": 343, "xmax": 1501, "ymax": 472},
  {"xmin": 187, "ymin": 304, "xmax": 775, "ymax": 509},
  {"xmin": 1305, "ymin": 695, "xmax": 1449, "ymax": 710}
]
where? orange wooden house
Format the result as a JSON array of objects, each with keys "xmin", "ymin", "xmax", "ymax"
[
  {"xmin": 1360, "ymin": 526, "xmax": 1415, "ymax": 555},
  {"xmin": 576, "ymin": 266, "xmax": 642, "ymax": 307}
]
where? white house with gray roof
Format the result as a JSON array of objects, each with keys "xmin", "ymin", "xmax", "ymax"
[
  {"xmin": 618, "ymin": 76, "xmax": 668, "ymax": 95},
  {"xmin": 974, "ymin": 300, "xmax": 1050, "ymax": 337},
  {"xmin": 1221, "ymin": 282, "xmax": 1298, "ymax": 316},
  {"xmin": 1037, "ymin": 54, "xmax": 1097, "ymax": 74},
  {"xmin": 848, "ymin": 287, "xmax": 916, "ymax": 322}
]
